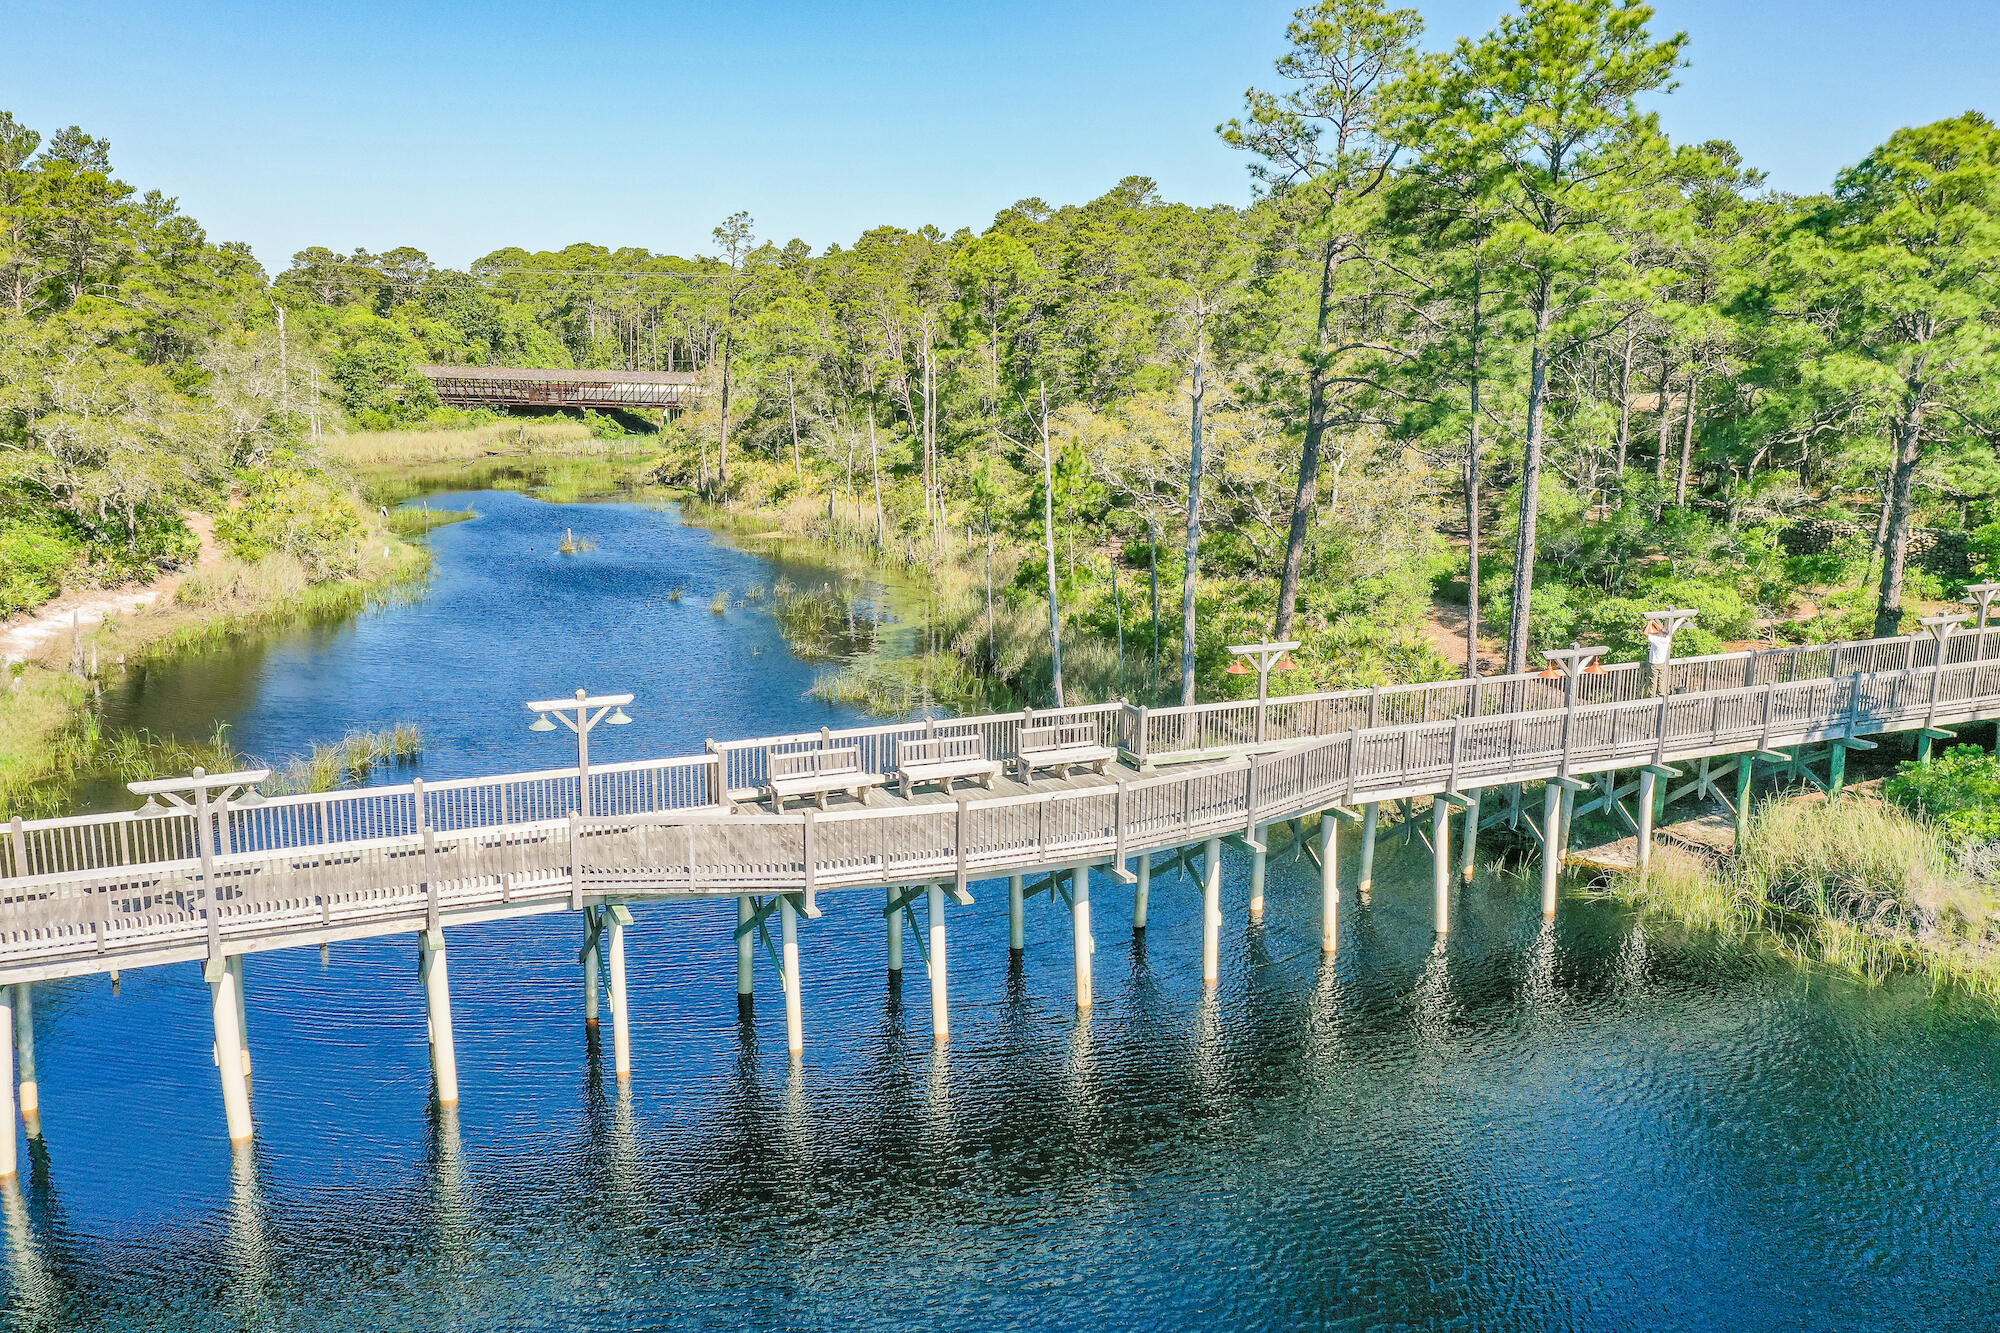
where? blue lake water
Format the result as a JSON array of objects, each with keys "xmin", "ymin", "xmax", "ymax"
[{"xmin": 9, "ymin": 490, "xmax": 2000, "ymax": 1330}]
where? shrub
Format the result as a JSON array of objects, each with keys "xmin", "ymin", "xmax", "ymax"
[
  {"xmin": 0, "ymin": 517, "xmax": 77, "ymax": 616},
  {"xmin": 215, "ymin": 470, "xmax": 372, "ymax": 582},
  {"xmin": 1884, "ymin": 745, "xmax": 2000, "ymax": 842}
]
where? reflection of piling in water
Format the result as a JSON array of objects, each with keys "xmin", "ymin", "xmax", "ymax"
[{"xmin": 1, "ymin": 1173, "xmax": 57, "ymax": 1327}]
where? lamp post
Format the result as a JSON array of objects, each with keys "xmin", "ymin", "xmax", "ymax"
[
  {"xmin": 1226, "ymin": 640, "xmax": 1301, "ymax": 743},
  {"xmin": 1964, "ymin": 583, "xmax": 2000, "ymax": 661},
  {"xmin": 131, "ymin": 765, "xmax": 271, "ymax": 1144},
  {"xmin": 526, "ymin": 689, "xmax": 634, "ymax": 817},
  {"xmin": 1917, "ymin": 612, "xmax": 1968, "ymax": 663},
  {"xmin": 1539, "ymin": 645, "xmax": 1609, "ymax": 707}
]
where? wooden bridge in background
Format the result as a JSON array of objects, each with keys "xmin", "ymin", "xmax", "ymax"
[
  {"xmin": 2, "ymin": 624, "xmax": 1997, "ymax": 1171},
  {"xmin": 417, "ymin": 365, "xmax": 699, "ymax": 414}
]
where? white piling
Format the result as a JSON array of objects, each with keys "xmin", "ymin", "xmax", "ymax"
[
  {"xmin": 1637, "ymin": 769, "xmax": 1658, "ymax": 874},
  {"xmin": 1358, "ymin": 803, "xmax": 1379, "ymax": 900},
  {"xmin": 420, "ymin": 929, "xmax": 460, "ymax": 1106},
  {"xmin": 1541, "ymin": 784, "xmax": 1563, "ymax": 916},
  {"xmin": 606, "ymin": 912, "xmax": 631, "ymax": 1081},
  {"xmin": 1459, "ymin": 789, "xmax": 1480, "ymax": 882},
  {"xmin": 1432, "ymin": 796, "xmax": 1452, "ymax": 933},
  {"xmin": 928, "ymin": 882, "xmax": 949, "ymax": 1045},
  {"xmin": 1319, "ymin": 815, "xmax": 1338, "ymax": 954},
  {"xmin": 1133, "ymin": 855, "xmax": 1150, "ymax": 932},
  {"xmin": 209, "ymin": 960, "xmax": 253, "ymax": 1143},
  {"xmin": 1008, "ymin": 874, "xmax": 1025, "ymax": 953},
  {"xmin": 736, "ymin": 895, "xmax": 754, "ymax": 1001},
  {"xmin": 582, "ymin": 906, "xmax": 601, "ymax": 1029},
  {"xmin": 780, "ymin": 896, "xmax": 803, "ymax": 1056},
  {"xmin": 1071, "ymin": 865, "xmax": 1094, "ymax": 1011},
  {"xmin": 1202, "ymin": 837, "xmax": 1222, "ymax": 986},
  {"xmin": 11, "ymin": 986, "xmax": 36, "ymax": 1135},
  {"xmin": 230, "ymin": 955, "xmax": 251, "ymax": 1078},
  {"xmin": 1249, "ymin": 827, "xmax": 1268, "ymax": 921},
  {"xmin": 0, "ymin": 989, "xmax": 14, "ymax": 1179},
  {"xmin": 887, "ymin": 885, "xmax": 904, "ymax": 978}
]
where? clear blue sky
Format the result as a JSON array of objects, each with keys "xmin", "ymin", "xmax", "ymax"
[{"xmin": 9, "ymin": 0, "xmax": 1997, "ymax": 273}]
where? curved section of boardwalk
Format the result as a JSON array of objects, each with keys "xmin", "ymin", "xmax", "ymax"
[{"xmin": 4, "ymin": 627, "xmax": 1997, "ymax": 984}]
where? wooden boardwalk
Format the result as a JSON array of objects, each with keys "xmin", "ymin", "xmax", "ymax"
[{"xmin": 1, "ymin": 624, "xmax": 1997, "ymax": 1162}]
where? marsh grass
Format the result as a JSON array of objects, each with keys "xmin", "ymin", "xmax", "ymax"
[
  {"xmin": 266, "ymin": 725, "xmax": 423, "ymax": 795},
  {"xmin": 1, "ymin": 714, "xmax": 246, "ymax": 820},
  {"xmin": 326, "ymin": 421, "xmax": 595, "ymax": 467},
  {"xmin": 1611, "ymin": 794, "xmax": 2000, "ymax": 1001},
  {"xmin": 387, "ymin": 505, "xmax": 475, "ymax": 537},
  {"xmin": 810, "ymin": 650, "xmax": 986, "ymax": 714}
]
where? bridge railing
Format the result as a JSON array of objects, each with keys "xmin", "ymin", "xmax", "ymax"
[
  {"xmin": 6, "ymin": 655, "xmax": 1998, "ymax": 972},
  {"xmin": 8, "ymin": 626, "xmax": 1999, "ymax": 885}
]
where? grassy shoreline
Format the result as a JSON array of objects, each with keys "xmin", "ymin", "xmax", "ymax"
[
  {"xmin": 1604, "ymin": 789, "xmax": 2000, "ymax": 1002},
  {"xmin": 0, "ymin": 539, "xmax": 432, "ymax": 820}
]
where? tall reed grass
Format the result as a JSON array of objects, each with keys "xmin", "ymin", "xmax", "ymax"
[
  {"xmin": 326, "ymin": 420, "xmax": 595, "ymax": 466},
  {"xmin": 1612, "ymin": 794, "xmax": 2000, "ymax": 1001}
]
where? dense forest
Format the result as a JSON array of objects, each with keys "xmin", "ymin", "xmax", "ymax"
[{"xmin": 6, "ymin": 0, "xmax": 2000, "ymax": 709}]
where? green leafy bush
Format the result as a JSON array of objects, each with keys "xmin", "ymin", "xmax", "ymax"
[
  {"xmin": 0, "ymin": 517, "xmax": 78, "ymax": 616},
  {"xmin": 1884, "ymin": 745, "xmax": 2000, "ymax": 841},
  {"xmin": 215, "ymin": 470, "xmax": 372, "ymax": 582}
]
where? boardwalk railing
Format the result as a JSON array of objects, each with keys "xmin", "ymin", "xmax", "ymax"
[
  {"xmin": 5, "ymin": 649, "xmax": 2000, "ymax": 979},
  {"xmin": 8, "ymin": 627, "xmax": 2000, "ymax": 886}
]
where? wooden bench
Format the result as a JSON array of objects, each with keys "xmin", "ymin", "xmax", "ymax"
[
  {"xmin": 765, "ymin": 745, "xmax": 884, "ymax": 811},
  {"xmin": 896, "ymin": 733, "xmax": 1002, "ymax": 798},
  {"xmin": 1015, "ymin": 721, "xmax": 1115, "ymax": 781}
]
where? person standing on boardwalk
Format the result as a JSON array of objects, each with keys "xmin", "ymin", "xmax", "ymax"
[{"xmin": 1645, "ymin": 620, "xmax": 1673, "ymax": 695}]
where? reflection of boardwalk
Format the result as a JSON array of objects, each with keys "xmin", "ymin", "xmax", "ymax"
[
  {"xmin": 416, "ymin": 365, "xmax": 699, "ymax": 413},
  {"xmin": 2, "ymin": 624, "xmax": 1999, "ymax": 1161}
]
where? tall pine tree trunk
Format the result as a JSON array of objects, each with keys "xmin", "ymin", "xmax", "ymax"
[
  {"xmin": 1181, "ymin": 314, "xmax": 1208, "ymax": 707},
  {"xmin": 1273, "ymin": 237, "xmax": 1339, "ymax": 642},
  {"xmin": 1874, "ymin": 381, "xmax": 1928, "ymax": 639},
  {"xmin": 1465, "ymin": 269, "xmax": 1484, "ymax": 679},
  {"xmin": 1674, "ymin": 370, "xmax": 1699, "ymax": 506},
  {"xmin": 1505, "ymin": 282, "xmax": 1554, "ymax": 675}
]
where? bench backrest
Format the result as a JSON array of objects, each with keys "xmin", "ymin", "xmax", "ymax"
[
  {"xmin": 770, "ymin": 745, "xmax": 865, "ymax": 781},
  {"xmin": 1019, "ymin": 721, "xmax": 1101, "ymax": 754},
  {"xmin": 898, "ymin": 733, "xmax": 987, "ymax": 768}
]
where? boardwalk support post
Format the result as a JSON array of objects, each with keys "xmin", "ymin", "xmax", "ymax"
[
  {"xmin": 1540, "ymin": 784, "xmax": 1563, "ymax": 917},
  {"xmin": 1071, "ymin": 865, "xmax": 1094, "ymax": 1012},
  {"xmin": 206, "ymin": 955, "xmax": 253, "ymax": 1143},
  {"xmin": 780, "ymin": 895, "xmax": 803, "ymax": 1056},
  {"xmin": 1249, "ymin": 825, "xmax": 1268, "ymax": 921},
  {"xmin": 736, "ymin": 895, "xmax": 754, "ymax": 1014},
  {"xmin": 1319, "ymin": 814, "xmax": 1338, "ymax": 954},
  {"xmin": 1636, "ymin": 769, "xmax": 1657, "ymax": 874},
  {"xmin": 928, "ymin": 882, "xmax": 949, "ymax": 1045},
  {"xmin": 1458, "ymin": 789, "xmax": 1480, "ymax": 882},
  {"xmin": 606, "ymin": 906, "xmax": 631, "ymax": 1081},
  {"xmin": 420, "ymin": 928, "xmax": 460, "ymax": 1105},
  {"xmin": 0, "ymin": 988, "xmax": 14, "ymax": 1178},
  {"xmin": 1202, "ymin": 838, "xmax": 1222, "ymax": 985},
  {"xmin": 1735, "ymin": 752, "xmax": 1756, "ymax": 850},
  {"xmin": 1432, "ymin": 796, "xmax": 1452, "ymax": 934},
  {"xmin": 1008, "ymin": 874, "xmax": 1025, "ymax": 953},
  {"xmin": 11, "ymin": 986, "xmax": 36, "ymax": 1137},
  {"xmin": 1133, "ymin": 855, "xmax": 1150, "ymax": 932},
  {"xmin": 581, "ymin": 906, "xmax": 601, "ymax": 1030},
  {"xmin": 1358, "ymin": 803, "xmax": 1379, "ymax": 901},
  {"xmin": 230, "ymin": 955, "xmax": 251, "ymax": 1078},
  {"xmin": 886, "ymin": 884, "xmax": 903, "ymax": 982}
]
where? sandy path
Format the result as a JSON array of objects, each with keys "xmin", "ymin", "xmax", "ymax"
[{"xmin": 0, "ymin": 514, "xmax": 223, "ymax": 667}]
